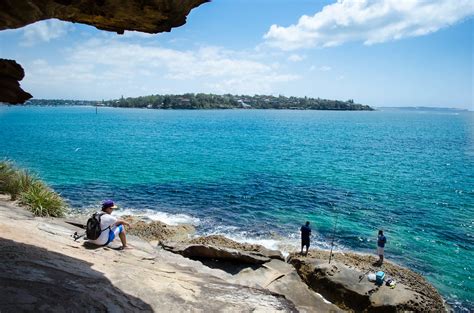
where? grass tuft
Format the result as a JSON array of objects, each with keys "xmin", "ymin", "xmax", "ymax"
[
  {"xmin": 0, "ymin": 161, "xmax": 17, "ymax": 198},
  {"xmin": 0, "ymin": 160, "xmax": 66, "ymax": 217}
]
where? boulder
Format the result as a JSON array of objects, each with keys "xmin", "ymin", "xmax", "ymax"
[
  {"xmin": 188, "ymin": 235, "xmax": 284, "ymax": 261},
  {"xmin": 122, "ymin": 216, "xmax": 195, "ymax": 242},
  {"xmin": 288, "ymin": 251, "xmax": 447, "ymax": 312},
  {"xmin": 232, "ymin": 259, "xmax": 343, "ymax": 313},
  {"xmin": 161, "ymin": 241, "xmax": 272, "ymax": 264},
  {"xmin": 0, "ymin": 59, "xmax": 32, "ymax": 104},
  {"xmin": 160, "ymin": 235, "xmax": 284, "ymax": 265}
]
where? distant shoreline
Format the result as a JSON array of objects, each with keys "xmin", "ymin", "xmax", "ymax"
[
  {"xmin": 4, "ymin": 101, "xmax": 469, "ymax": 112},
  {"xmin": 6, "ymin": 104, "xmax": 376, "ymax": 111},
  {"xmin": 14, "ymin": 94, "xmax": 375, "ymax": 111}
]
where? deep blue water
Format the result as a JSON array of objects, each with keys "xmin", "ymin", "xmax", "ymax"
[{"xmin": 0, "ymin": 106, "xmax": 472, "ymax": 311}]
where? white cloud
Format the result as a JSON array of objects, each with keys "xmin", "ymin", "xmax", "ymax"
[
  {"xmin": 264, "ymin": 0, "xmax": 474, "ymax": 50},
  {"xmin": 319, "ymin": 65, "xmax": 332, "ymax": 71},
  {"xmin": 21, "ymin": 19, "xmax": 71, "ymax": 46},
  {"xmin": 122, "ymin": 31, "xmax": 158, "ymax": 38},
  {"xmin": 288, "ymin": 54, "xmax": 304, "ymax": 62},
  {"xmin": 309, "ymin": 65, "xmax": 332, "ymax": 71},
  {"xmin": 23, "ymin": 39, "xmax": 300, "ymax": 98}
]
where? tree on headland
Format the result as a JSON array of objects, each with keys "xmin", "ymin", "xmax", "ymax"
[{"xmin": 24, "ymin": 94, "xmax": 374, "ymax": 111}]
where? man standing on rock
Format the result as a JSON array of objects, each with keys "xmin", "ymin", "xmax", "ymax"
[
  {"xmin": 300, "ymin": 221, "xmax": 311, "ymax": 256},
  {"xmin": 377, "ymin": 230, "xmax": 387, "ymax": 264}
]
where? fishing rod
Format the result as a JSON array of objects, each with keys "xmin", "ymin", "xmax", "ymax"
[{"xmin": 328, "ymin": 208, "xmax": 339, "ymax": 264}]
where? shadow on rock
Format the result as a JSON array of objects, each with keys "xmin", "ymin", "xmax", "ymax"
[
  {"xmin": 197, "ymin": 258, "xmax": 263, "ymax": 275},
  {"xmin": 82, "ymin": 241, "xmax": 103, "ymax": 250},
  {"xmin": 0, "ymin": 237, "xmax": 153, "ymax": 313}
]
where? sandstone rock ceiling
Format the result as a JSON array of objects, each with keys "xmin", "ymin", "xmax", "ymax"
[{"xmin": 0, "ymin": 0, "xmax": 209, "ymax": 104}]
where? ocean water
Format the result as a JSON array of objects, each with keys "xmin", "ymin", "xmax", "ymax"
[{"xmin": 0, "ymin": 106, "xmax": 472, "ymax": 311}]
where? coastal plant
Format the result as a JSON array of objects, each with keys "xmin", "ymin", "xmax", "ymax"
[
  {"xmin": 0, "ymin": 160, "xmax": 66, "ymax": 217},
  {"xmin": 6, "ymin": 170, "xmax": 36, "ymax": 200},
  {"xmin": 19, "ymin": 181, "xmax": 66, "ymax": 217},
  {"xmin": 0, "ymin": 160, "xmax": 18, "ymax": 198}
]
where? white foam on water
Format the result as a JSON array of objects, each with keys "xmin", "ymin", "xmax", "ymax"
[
  {"xmin": 230, "ymin": 236, "xmax": 283, "ymax": 252},
  {"xmin": 200, "ymin": 227, "xmax": 343, "ymax": 258},
  {"xmin": 110, "ymin": 208, "xmax": 348, "ymax": 258},
  {"xmin": 113, "ymin": 208, "xmax": 200, "ymax": 226}
]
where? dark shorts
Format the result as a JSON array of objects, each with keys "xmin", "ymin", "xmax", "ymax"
[{"xmin": 302, "ymin": 239, "xmax": 310, "ymax": 247}]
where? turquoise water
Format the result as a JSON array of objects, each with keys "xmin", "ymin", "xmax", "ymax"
[{"xmin": 0, "ymin": 106, "xmax": 473, "ymax": 311}]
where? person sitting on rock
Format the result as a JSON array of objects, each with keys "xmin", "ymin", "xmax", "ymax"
[
  {"xmin": 377, "ymin": 230, "xmax": 387, "ymax": 264},
  {"xmin": 300, "ymin": 221, "xmax": 311, "ymax": 256},
  {"xmin": 89, "ymin": 200, "xmax": 131, "ymax": 250}
]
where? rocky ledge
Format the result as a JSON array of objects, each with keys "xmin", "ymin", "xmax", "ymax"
[
  {"xmin": 0, "ymin": 0, "xmax": 208, "ymax": 34},
  {"xmin": 122, "ymin": 215, "xmax": 284, "ymax": 264},
  {"xmin": 122, "ymin": 215, "xmax": 195, "ymax": 242},
  {"xmin": 161, "ymin": 235, "xmax": 285, "ymax": 264},
  {"xmin": 0, "ymin": 199, "xmax": 447, "ymax": 312},
  {"xmin": 289, "ymin": 251, "xmax": 446, "ymax": 312},
  {"xmin": 0, "ymin": 199, "xmax": 300, "ymax": 312},
  {"xmin": 0, "ymin": 0, "xmax": 208, "ymax": 104},
  {"xmin": 122, "ymin": 215, "xmax": 447, "ymax": 312},
  {"xmin": 0, "ymin": 59, "xmax": 32, "ymax": 104}
]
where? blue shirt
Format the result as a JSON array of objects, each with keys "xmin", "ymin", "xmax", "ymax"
[{"xmin": 378, "ymin": 235, "xmax": 387, "ymax": 248}]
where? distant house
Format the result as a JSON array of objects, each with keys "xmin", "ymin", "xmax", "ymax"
[
  {"xmin": 237, "ymin": 99, "xmax": 251, "ymax": 109},
  {"xmin": 177, "ymin": 97, "xmax": 191, "ymax": 104}
]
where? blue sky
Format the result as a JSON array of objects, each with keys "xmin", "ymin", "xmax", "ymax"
[{"xmin": 0, "ymin": 0, "xmax": 472, "ymax": 109}]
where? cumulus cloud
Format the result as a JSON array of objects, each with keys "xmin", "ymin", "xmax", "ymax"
[
  {"xmin": 23, "ymin": 39, "xmax": 300, "ymax": 98},
  {"xmin": 264, "ymin": 0, "xmax": 474, "ymax": 50},
  {"xmin": 319, "ymin": 66, "xmax": 332, "ymax": 71},
  {"xmin": 21, "ymin": 19, "xmax": 70, "ymax": 46},
  {"xmin": 288, "ymin": 54, "xmax": 305, "ymax": 62},
  {"xmin": 309, "ymin": 65, "xmax": 332, "ymax": 72}
]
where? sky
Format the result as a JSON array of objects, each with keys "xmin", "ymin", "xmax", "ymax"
[{"xmin": 0, "ymin": 0, "xmax": 473, "ymax": 109}]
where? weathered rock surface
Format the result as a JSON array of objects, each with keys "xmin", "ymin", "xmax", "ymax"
[
  {"xmin": 122, "ymin": 215, "xmax": 195, "ymax": 242},
  {"xmin": 0, "ymin": 199, "xmax": 298, "ymax": 312},
  {"xmin": 0, "ymin": 197, "xmax": 447, "ymax": 313},
  {"xmin": 0, "ymin": 0, "xmax": 208, "ymax": 104},
  {"xmin": 0, "ymin": 59, "xmax": 32, "ymax": 104},
  {"xmin": 161, "ymin": 241, "xmax": 273, "ymax": 264},
  {"xmin": 231, "ymin": 259, "xmax": 343, "ymax": 313},
  {"xmin": 188, "ymin": 235, "xmax": 285, "ymax": 261},
  {"xmin": 289, "ymin": 252, "xmax": 447, "ymax": 312},
  {"xmin": 0, "ymin": 0, "xmax": 208, "ymax": 34},
  {"xmin": 161, "ymin": 235, "xmax": 284, "ymax": 264}
]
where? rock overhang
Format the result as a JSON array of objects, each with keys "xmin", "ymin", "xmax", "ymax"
[{"xmin": 0, "ymin": 0, "xmax": 209, "ymax": 104}]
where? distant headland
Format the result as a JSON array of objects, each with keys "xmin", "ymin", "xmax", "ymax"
[{"xmin": 23, "ymin": 94, "xmax": 374, "ymax": 111}]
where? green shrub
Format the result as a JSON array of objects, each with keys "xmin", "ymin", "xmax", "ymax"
[
  {"xmin": 0, "ymin": 160, "xmax": 67, "ymax": 217},
  {"xmin": 19, "ymin": 181, "xmax": 66, "ymax": 217},
  {"xmin": 0, "ymin": 161, "xmax": 17, "ymax": 196},
  {"xmin": 5, "ymin": 170, "xmax": 36, "ymax": 201}
]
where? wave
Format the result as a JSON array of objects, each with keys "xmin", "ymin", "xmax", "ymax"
[
  {"xmin": 113, "ymin": 208, "xmax": 200, "ymax": 226},
  {"xmin": 111, "ymin": 207, "xmax": 345, "ymax": 257}
]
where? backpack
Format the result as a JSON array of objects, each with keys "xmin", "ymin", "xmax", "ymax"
[{"xmin": 86, "ymin": 212, "xmax": 105, "ymax": 240}]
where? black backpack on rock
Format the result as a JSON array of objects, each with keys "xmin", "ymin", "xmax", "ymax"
[{"xmin": 86, "ymin": 212, "xmax": 105, "ymax": 240}]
